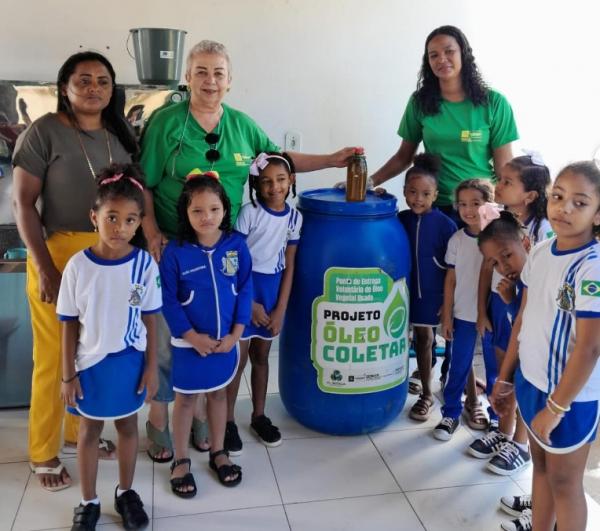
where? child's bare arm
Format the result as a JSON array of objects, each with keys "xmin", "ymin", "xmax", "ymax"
[
  {"xmin": 60, "ymin": 320, "xmax": 82, "ymax": 407},
  {"xmin": 140, "ymin": 313, "xmax": 158, "ymax": 400},
  {"xmin": 441, "ymin": 268, "xmax": 456, "ymax": 340},
  {"xmin": 489, "ymin": 288, "xmax": 528, "ymax": 417},
  {"xmin": 268, "ymin": 245, "xmax": 297, "ymax": 335},
  {"xmin": 476, "ymin": 260, "xmax": 493, "ymax": 336}
]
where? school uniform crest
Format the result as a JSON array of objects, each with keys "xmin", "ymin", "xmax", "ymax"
[
  {"xmin": 129, "ymin": 283, "xmax": 146, "ymax": 306},
  {"xmin": 221, "ymin": 250, "xmax": 239, "ymax": 276},
  {"xmin": 556, "ymin": 282, "xmax": 575, "ymax": 311}
]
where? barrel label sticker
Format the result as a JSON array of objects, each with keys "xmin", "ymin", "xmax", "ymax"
[
  {"xmin": 311, "ymin": 267, "xmax": 409, "ymax": 394},
  {"xmin": 160, "ymin": 50, "xmax": 175, "ymax": 59}
]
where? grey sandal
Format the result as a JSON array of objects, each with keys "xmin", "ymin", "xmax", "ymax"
[
  {"xmin": 190, "ymin": 417, "xmax": 211, "ymax": 453},
  {"xmin": 146, "ymin": 420, "xmax": 173, "ymax": 463}
]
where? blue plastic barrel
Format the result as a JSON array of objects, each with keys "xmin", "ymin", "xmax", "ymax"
[{"xmin": 279, "ymin": 188, "xmax": 411, "ymax": 435}]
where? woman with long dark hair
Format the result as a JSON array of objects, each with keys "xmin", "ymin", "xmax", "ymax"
[
  {"xmin": 371, "ymin": 25, "xmax": 518, "ymax": 215},
  {"xmin": 12, "ymin": 51, "xmax": 137, "ymax": 491},
  {"xmin": 371, "ymin": 25, "xmax": 519, "ymax": 440}
]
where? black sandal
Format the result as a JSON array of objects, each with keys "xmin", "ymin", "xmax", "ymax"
[
  {"xmin": 209, "ymin": 449, "xmax": 242, "ymax": 487},
  {"xmin": 169, "ymin": 458, "xmax": 197, "ymax": 499},
  {"xmin": 114, "ymin": 487, "xmax": 149, "ymax": 530}
]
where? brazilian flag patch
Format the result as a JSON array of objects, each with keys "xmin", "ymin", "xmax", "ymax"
[{"xmin": 581, "ymin": 280, "xmax": 600, "ymax": 297}]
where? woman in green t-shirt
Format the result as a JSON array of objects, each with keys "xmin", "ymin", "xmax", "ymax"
[
  {"xmin": 371, "ymin": 25, "xmax": 518, "ymax": 215},
  {"xmin": 371, "ymin": 25, "xmax": 519, "ymax": 438},
  {"xmin": 140, "ymin": 40, "xmax": 355, "ymax": 476}
]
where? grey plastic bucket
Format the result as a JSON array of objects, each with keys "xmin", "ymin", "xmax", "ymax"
[{"xmin": 129, "ymin": 28, "xmax": 187, "ymax": 86}]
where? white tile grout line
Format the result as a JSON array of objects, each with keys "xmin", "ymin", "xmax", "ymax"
[
  {"xmin": 265, "ymin": 445, "xmax": 292, "ymax": 530},
  {"xmin": 366, "ymin": 432, "xmax": 427, "ymax": 531},
  {"xmin": 150, "ymin": 459, "xmax": 156, "ymax": 531},
  {"xmin": 11, "ymin": 466, "xmax": 33, "ymax": 531}
]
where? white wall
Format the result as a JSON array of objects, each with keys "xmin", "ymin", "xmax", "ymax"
[{"xmin": 2, "ymin": 0, "xmax": 599, "ymax": 204}]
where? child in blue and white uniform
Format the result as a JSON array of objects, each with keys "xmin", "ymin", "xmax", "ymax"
[
  {"xmin": 398, "ymin": 153, "xmax": 456, "ymax": 421},
  {"xmin": 226, "ymin": 152, "xmax": 302, "ymax": 451},
  {"xmin": 59, "ymin": 164, "xmax": 161, "ymax": 531},
  {"xmin": 478, "ymin": 212, "xmax": 540, "ymax": 531},
  {"xmin": 491, "ymin": 161, "xmax": 600, "ymax": 531},
  {"xmin": 476, "ymin": 212, "xmax": 536, "ymax": 531},
  {"xmin": 472, "ymin": 154, "xmax": 553, "ymax": 475},
  {"xmin": 434, "ymin": 179, "xmax": 495, "ymax": 440},
  {"xmin": 160, "ymin": 172, "xmax": 252, "ymax": 496}
]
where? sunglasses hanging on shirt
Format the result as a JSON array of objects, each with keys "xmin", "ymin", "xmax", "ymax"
[{"xmin": 205, "ymin": 132, "xmax": 220, "ymax": 162}]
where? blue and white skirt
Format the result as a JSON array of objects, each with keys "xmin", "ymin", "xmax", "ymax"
[
  {"xmin": 172, "ymin": 342, "xmax": 239, "ymax": 394},
  {"xmin": 68, "ymin": 346, "xmax": 146, "ymax": 420},
  {"xmin": 241, "ymin": 271, "xmax": 282, "ymax": 340},
  {"xmin": 516, "ymin": 367, "xmax": 600, "ymax": 454}
]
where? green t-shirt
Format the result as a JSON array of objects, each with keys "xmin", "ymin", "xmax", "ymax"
[
  {"xmin": 398, "ymin": 90, "xmax": 519, "ymax": 206},
  {"xmin": 140, "ymin": 101, "xmax": 280, "ymax": 238}
]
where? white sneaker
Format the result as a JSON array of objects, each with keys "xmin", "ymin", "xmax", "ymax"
[
  {"xmin": 500, "ymin": 508, "xmax": 532, "ymax": 531},
  {"xmin": 433, "ymin": 417, "xmax": 459, "ymax": 441},
  {"xmin": 499, "ymin": 494, "xmax": 532, "ymax": 517}
]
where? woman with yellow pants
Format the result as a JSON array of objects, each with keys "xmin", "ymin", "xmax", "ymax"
[{"xmin": 12, "ymin": 51, "xmax": 137, "ymax": 491}]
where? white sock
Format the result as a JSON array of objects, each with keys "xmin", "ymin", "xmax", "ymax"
[
  {"xmin": 116, "ymin": 487, "xmax": 130, "ymax": 498},
  {"xmin": 499, "ymin": 431, "xmax": 512, "ymax": 440},
  {"xmin": 513, "ymin": 440, "xmax": 529, "ymax": 453},
  {"xmin": 81, "ymin": 497, "xmax": 100, "ymax": 506}
]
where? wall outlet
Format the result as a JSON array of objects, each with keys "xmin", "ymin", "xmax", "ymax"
[{"xmin": 284, "ymin": 130, "xmax": 302, "ymax": 152}]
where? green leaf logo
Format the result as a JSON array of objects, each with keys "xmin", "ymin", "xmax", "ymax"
[{"xmin": 384, "ymin": 287, "xmax": 407, "ymax": 339}]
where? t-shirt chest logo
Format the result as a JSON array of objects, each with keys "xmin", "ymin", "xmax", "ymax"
[
  {"xmin": 460, "ymin": 130, "xmax": 483, "ymax": 143},
  {"xmin": 233, "ymin": 153, "xmax": 253, "ymax": 167},
  {"xmin": 129, "ymin": 283, "xmax": 146, "ymax": 307},
  {"xmin": 221, "ymin": 250, "xmax": 239, "ymax": 276},
  {"xmin": 556, "ymin": 282, "xmax": 575, "ymax": 311}
]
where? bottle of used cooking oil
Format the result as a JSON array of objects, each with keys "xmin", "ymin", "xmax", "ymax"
[{"xmin": 345, "ymin": 147, "xmax": 368, "ymax": 202}]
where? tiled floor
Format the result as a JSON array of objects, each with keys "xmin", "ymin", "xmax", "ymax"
[{"xmin": 2, "ymin": 353, "xmax": 600, "ymax": 531}]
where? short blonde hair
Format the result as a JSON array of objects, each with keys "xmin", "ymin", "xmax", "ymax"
[{"xmin": 186, "ymin": 40, "xmax": 231, "ymax": 76}]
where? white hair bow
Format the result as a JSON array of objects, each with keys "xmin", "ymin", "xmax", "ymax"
[
  {"xmin": 249, "ymin": 152, "xmax": 291, "ymax": 176},
  {"xmin": 522, "ymin": 149, "xmax": 545, "ymax": 167},
  {"xmin": 249, "ymin": 153, "xmax": 271, "ymax": 176}
]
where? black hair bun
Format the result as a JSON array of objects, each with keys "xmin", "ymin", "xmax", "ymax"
[
  {"xmin": 498, "ymin": 209, "xmax": 521, "ymax": 226},
  {"xmin": 412, "ymin": 153, "xmax": 441, "ymax": 176}
]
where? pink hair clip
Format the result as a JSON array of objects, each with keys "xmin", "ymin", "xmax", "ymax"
[
  {"xmin": 99, "ymin": 173, "xmax": 144, "ymax": 192},
  {"xmin": 478, "ymin": 202, "xmax": 501, "ymax": 230}
]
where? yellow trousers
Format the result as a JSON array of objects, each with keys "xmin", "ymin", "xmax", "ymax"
[{"xmin": 27, "ymin": 231, "xmax": 97, "ymax": 462}]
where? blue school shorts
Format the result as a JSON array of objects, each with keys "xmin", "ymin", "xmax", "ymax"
[
  {"xmin": 410, "ymin": 294, "xmax": 442, "ymax": 327},
  {"xmin": 68, "ymin": 346, "xmax": 146, "ymax": 420},
  {"xmin": 241, "ymin": 271, "xmax": 282, "ymax": 340},
  {"xmin": 172, "ymin": 342, "xmax": 239, "ymax": 394},
  {"xmin": 488, "ymin": 292, "xmax": 512, "ymax": 352},
  {"xmin": 515, "ymin": 367, "xmax": 600, "ymax": 454}
]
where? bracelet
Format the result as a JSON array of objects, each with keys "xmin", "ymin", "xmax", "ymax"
[
  {"xmin": 61, "ymin": 373, "xmax": 78, "ymax": 384},
  {"xmin": 548, "ymin": 395, "xmax": 571, "ymax": 413},
  {"xmin": 546, "ymin": 402, "xmax": 565, "ymax": 418},
  {"xmin": 497, "ymin": 379, "xmax": 514, "ymax": 386}
]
